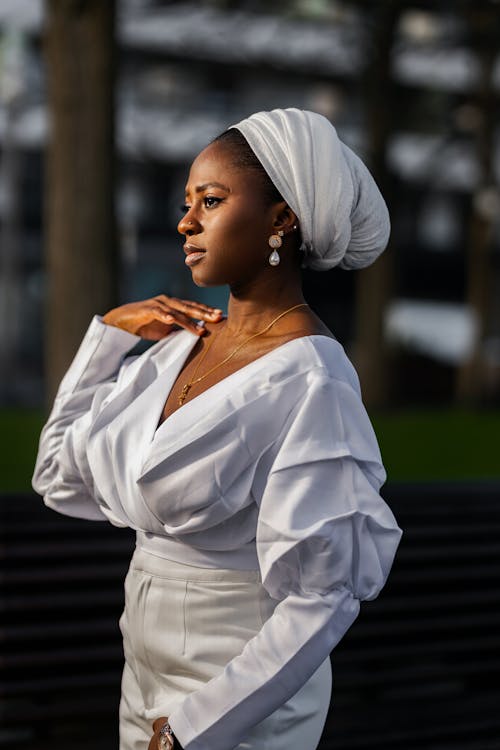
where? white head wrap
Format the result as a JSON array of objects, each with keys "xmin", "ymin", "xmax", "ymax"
[{"xmin": 229, "ymin": 108, "xmax": 390, "ymax": 271}]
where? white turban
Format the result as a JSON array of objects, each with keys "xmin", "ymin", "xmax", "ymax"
[{"xmin": 230, "ymin": 108, "xmax": 390, "ymax": 271}]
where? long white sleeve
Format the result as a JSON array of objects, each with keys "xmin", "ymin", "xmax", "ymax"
[
  {"xmin": 32, "ymin": 324, "xmax": 402, "ymax": 750},
  {"xmin": 168, "ymin": 374, "xmax": 403, "ymax": 750},
  {"xmin": 32, "ymin": 315, "xmax": 141, "ymax": 520}
]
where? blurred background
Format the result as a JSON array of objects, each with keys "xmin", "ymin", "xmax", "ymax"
[
  {"xmin": 0, "ymin": 1, "xmax": 499, "ymax": 749},
  {"xmin": 1, "ymin": 0, "xmax": 500, "ymax": 486}
]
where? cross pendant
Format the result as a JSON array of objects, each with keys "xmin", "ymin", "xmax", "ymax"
[{"xmin": 178, "ymin": 383, "xmax": 191, "ymax": 406}]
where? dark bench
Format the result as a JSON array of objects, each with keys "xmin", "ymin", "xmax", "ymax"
[{"xmin": 1, "ymin": 483, "xmax": 499, "ymax": 749}]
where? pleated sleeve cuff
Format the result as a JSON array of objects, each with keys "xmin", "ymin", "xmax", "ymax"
[{"xmin": 57, "ymin": 315, "xmax": 141, "ymax": 396}]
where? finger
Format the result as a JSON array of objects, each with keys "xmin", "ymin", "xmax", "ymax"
[
  {"xmin": 183, "ymin": 304, "xmax": 224, "ymax": 321},
  {"xmin": 155, "ymin": 296, "xmax": 223, "ymax": 320},
  {"xmin": 155, "ymin": 294, "xmax": 218, "ymax": 313},
  {"xmin": 167, "ymin": 310, "xmax": 209, "ymax": 336},
  {"xmin": 180, "ymin": 298, "xmax": 224, "ymax": 316},
  {"xmin": 151, "ymin": 307, "xmax": 206, "ymax": 336}
]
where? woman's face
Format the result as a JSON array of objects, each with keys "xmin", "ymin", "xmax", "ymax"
[{"xmin": 177, "ymin": 141, "xmax": 278, "ymax": 288}]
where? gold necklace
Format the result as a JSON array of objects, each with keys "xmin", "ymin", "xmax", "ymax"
[{"xmin": 178, "ymin": 302, "xmax": 308, "ymax": 406}]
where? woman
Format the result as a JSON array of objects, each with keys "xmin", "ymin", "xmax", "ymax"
[{"xmin": 33, "ymin": 108, "xmax": 403, "ymax": 750}]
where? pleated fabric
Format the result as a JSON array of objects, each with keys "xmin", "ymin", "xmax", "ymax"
[{"xmin": 231, "ymin": 107, "xmax": 390, "ymax": 271}]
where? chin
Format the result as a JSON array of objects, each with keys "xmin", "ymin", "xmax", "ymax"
[{"xmin": 189, "ymin": 267, "xmax": 229, "ymax": 288}]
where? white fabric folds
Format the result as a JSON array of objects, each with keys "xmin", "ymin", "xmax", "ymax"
[
  {"xmin": 32, "ymin": 316, "xmax": 403, "ymax": 750},
  {"xmin": 230, "ymin": 108, "xmax": 390, "ymax": 271}
]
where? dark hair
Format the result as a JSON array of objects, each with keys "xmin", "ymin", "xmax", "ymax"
[{"xmin": 211, "ymin": 129, "xmax": 284, "ymax": 207}]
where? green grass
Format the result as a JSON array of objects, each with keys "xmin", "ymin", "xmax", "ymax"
[
  {"xmin": 0, "ymin": 410, "xmax": 45, "ymax": 493},
  {"xmin": 0, "ymin": 408, "xmax": 498, "ymax": 493},
  {"xmin": 372, "ymin": 408, "xmax": 500, "ymax": 482}
]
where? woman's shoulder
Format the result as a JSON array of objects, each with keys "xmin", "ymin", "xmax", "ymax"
[
  {"xmin": 283, "ymin": 330, "xmax": 360, "ymax": 391},
  {"xmin": 271, "ymin": 310, "xmax": 358, "ymax": 385}
]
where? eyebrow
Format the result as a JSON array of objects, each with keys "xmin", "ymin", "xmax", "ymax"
[{"xmin": 185, "ymin": 182, "xmax": 231, "ymax": 196}]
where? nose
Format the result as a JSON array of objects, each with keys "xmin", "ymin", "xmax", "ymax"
[{"xmin": 177, "ymin": 209, "xmax": 200, "ymax": 236}]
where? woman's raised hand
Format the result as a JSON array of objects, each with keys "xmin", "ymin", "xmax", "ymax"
[{"xmin": 102, "ymin": 295, "xmax": 224, "ymax": 340}]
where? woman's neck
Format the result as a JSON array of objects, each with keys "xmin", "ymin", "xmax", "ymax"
[{"xmin": 224, "ymin": 272, "xmax": 306, "ymax": 337}]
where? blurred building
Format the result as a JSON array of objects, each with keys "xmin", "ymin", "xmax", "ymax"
[{"xmin": 0, "ymin": 0, "xmax": 499, "ymax": 406}]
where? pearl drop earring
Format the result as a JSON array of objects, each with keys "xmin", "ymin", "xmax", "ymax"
[{"xmin": 268, "ymin": 230, "xmax": 284, "ymax": 266}]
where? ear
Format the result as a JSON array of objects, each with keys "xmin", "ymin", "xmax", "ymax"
[{"xmin": 271, "ymin": 202, "xmax": 299, "ymax": 236}]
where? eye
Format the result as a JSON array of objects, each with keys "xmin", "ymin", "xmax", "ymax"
[
  {"xmin": 179, "ymin": 203, "xmax": 190, "ymax": 213},
  {"xmin": 204, "ymin": 196, "xmax": 222, "ymax": 208}
]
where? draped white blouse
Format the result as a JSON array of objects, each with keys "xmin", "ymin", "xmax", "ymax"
[{"xmin": 33, "ymin": 315, "xmax": 402, "ymax": 750}]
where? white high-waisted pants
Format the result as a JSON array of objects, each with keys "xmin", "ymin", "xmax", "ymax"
[{"xmin": 119, "ymin": 547, "xmax": 332, "ymax": 750}]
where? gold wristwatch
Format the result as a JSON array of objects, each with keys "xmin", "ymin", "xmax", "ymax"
[{"xmin": 158, "ymin": 721, "xmax": 175, "ymax": 750}]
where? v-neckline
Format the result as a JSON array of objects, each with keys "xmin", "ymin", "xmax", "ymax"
[{"xmin": 152, "ymin": 331, "xmax": 338, "ymax": 440}]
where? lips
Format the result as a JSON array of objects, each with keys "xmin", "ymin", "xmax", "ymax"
[
  {"xmin": 184, "ymin": 243, "xmax": 206, "ymax": 267},
  {"xmin": 183, "ymin": 243, "xmax": 206, "ymax": 256}
]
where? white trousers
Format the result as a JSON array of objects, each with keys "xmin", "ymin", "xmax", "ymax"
[{"xmin": 119, "ymin": 547, "xmax": 332, "ymax": 750}]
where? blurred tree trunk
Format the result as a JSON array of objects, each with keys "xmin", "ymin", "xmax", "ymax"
[
  {"xmin": 0, "ymin": 31, "xmax": 25, "ymax": 403},
  {"xmin": 350, "ymin": 2, "xmax": 400, "ymax": 408},
  {"xmin": 44, "ymin": 0, "xmax": 117, "ymax": 405},
  {"xmin": 455, "ymin": 7, "xmax": 497, "ymax": 404}
]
